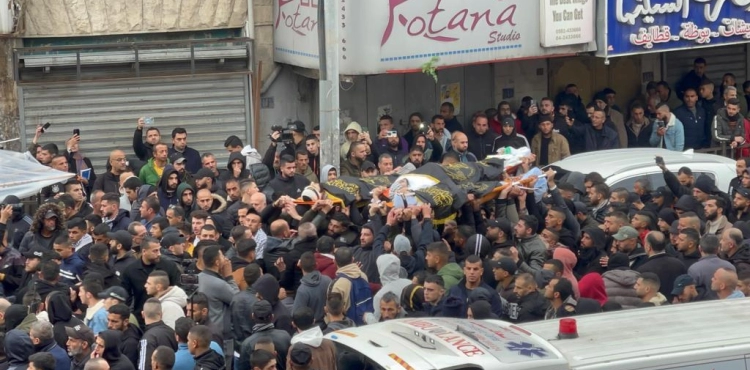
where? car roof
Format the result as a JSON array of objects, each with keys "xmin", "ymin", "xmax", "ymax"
[
  {"xmin": 326, "ymin": 318, "xmax": 570, "ymax": 370},
  {"xmin": 551, "ymin": 148, "xmax": 736, "ymax": 179},
  {"xmin": 519, "ymin": 299, "xmax": 750, "ymax": 370}
]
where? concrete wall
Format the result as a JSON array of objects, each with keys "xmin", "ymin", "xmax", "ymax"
[
  {"xmin": 253, "ymin": 0, "xmax": 275, "ymax": 82},
  {"xmin": 256, "ymin": 67, "xmax": 315, "ymax": 152},
  {"xmin": 494, "ymin": 59, "xmax": 549, "ymax": 110},
  {"xmin": 21, "ymin": 0, "xmax": 247, "ymax": 36}
]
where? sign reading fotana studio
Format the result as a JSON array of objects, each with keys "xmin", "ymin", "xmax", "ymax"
[
  {"xmin": 604, "ymin": 0, "xmax": 750, "ymax": 56},
  {"xmin": 273, "ymin": 0, "xmax": 595, "ymax": 74}
]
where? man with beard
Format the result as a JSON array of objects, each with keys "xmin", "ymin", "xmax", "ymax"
[
  {"xmin": 626, "ymin": 103, "xmax": 654, "ymax": 148},
  {"xmin": 728, "ymin": 158, "xmax": 747, "ymax": 197},
  {"xmin": 19, "ymin": 204, "xmax": 67, "ymax": 253},
  {"xmin": 266, "ymin": 155, "xmax": 310, "ymax": 201},
  {"xmin": 713, "ymin": 98, "xmax": 746, "ymax": 148},
  {"xmin": 0, "ymin": 222, "xmax": 24, "ymax": 295},
  {"xmin": 66, "ymin": 324, "xmax": 95, "ymax": 370},
  {"xmin": 407, "ymin": 146, "xmax": 425, "ymax": 168},
  {"xmin": 340, "ymin": 141, "xmax": 367, "ymax": 177},
  {"xmin": 83, "ymin": 243, "xmax": 119, "ymax": 289},
  {"xmin": 139, "ymin": 143, "xmax": 169, "ymax": 187},
  {"xmin": 448, "ymin": 132, "xmax": 477, "ymax": 163},
  {"xmin": 466, "ymin": 113, "xmax": 497, "ymax": 161},
  {"xmin": 201, "ymin": 153, "xmax": 228, "ymax": 181},
  {"xmin": 64, "ymin": 183, "xmax": 94, "ymax": 220},
  {"xmin": 588, "ymin": 183, "xmax": 611, "ymax": 224},
  {"xmin": 704, "ymin": 196, "xmax": 730, "ymax": 235},
  {"xmin": 133, "ymin": 119, "xmax": 161, "ymax": 161},
  {"xmin": 567, "ymin": 107, "xmax": 620, "ymax": 152},
  {"xmin": 168, "ymin": 153, "xmax": 194, "ymax": 188},
  {"xmin": 294, "ymin": 149, "xmax": 317, "ymax": 183},
  {"xmin": 194, "ymin": 169, "xmax": 224, "ymax": 197},
  {"xmin": 612, "ymin": 226, "xmax": 648, "ymax": 270},
  {"xmin": 94, "ymin": 150, "xmax": 128, "ymax": 194},
  {"xmin": 486, "ymin": 219, "xmax": 514, "ymax": 252},
  {"xmin": 731, "ymin": 187, "xmax": 750, "ymax": 223},
  {"xmin": 168, "ymin": 128, "xmax": 201, "ymax": 174},
  {"xmin": 676, "ymin": 228, "xmax": 702, "ymax": 269},
  {"xmin": 107, "ymin": 230, "xmax": 136, "ymax": 276},
  {"xmin": 107, "ymin": 304, "xmax": 142, "ymax": 368},
  {"xmin": 121, "ymin": 237, "xmax": 180, "ymax": 327},
  {"xmin": 156, "ymin": 167, "xmax": 180, "ymax": 211},
  {"xmin": 719, "ymin": 228, "xmax": 750, "ymax": 276},
  {"xmin": 531, "ymin": 118, "xmax": 571, "ymax": 166},
  {"xmin": 99, "ymin": 193, "xmax": 131, "ymax": 232}
]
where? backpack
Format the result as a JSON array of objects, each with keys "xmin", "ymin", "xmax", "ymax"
[{"xmin": 329, "ymin": 272, "xmax": 373, "ymax": 326}]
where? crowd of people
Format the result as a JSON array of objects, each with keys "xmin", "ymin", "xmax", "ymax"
[{"xmin": 0, "ymin": 56, "xmax": 749, "ymax": 370}]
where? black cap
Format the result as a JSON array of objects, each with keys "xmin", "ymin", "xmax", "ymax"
[
  {"xmin": 291, "ymin": 120, "xmax": 306, "ymax": 133},
  {"xmin": 195, "ymin": 168, "xmax": 215, "ymax": 180},
  {"xmin": 161, "ymin": 233, "xmax": 186, "ymax": 248},
  {"xmin": 169, "ymin": 152, "xmax": 186, "ymax": 164},
  {"xmin": 652, "ymin": 186, "xmax": 672, "ymax": 198},
  {"xmin": 501, "ymin": 116, "xmax": 515, "ymax": 126},
  {"xmin": 43, "ymin": 210, "xmax": 58, "ymax": 219},
  {"xmin": 97, "ymin": 286, "xmax": 129, "ymax": 302},
  {"xmin": 107, "ymin": 230, "xmax": 133, "ymax": 250},
  {"xmin": 737, "ymin": 187, "xmax": 750, "ymax": 199},
  {"xmin": 290, "ymin": 344, "xmax": 313, "ymax": 366},
  {"xmin": 65, "ymin": 324, "xmax": 95, "ymax": 344},
  {"xmin": 22, "ymin": 246, "xmax": 59, "ymax": 260},
  {"xmin": 486, "ymin": 218, "xmax": 512, "ymax": 237},
  {"xmin": 252, "ymin": 300, "xmax": 273, "ymax": 320},
  {"xmin": 489, "ymin": 257, "xmax": 517, "ymax": 275},
  {"xmin": 362, "ymin": 161, "xmax": 377, "ymax": 171}
]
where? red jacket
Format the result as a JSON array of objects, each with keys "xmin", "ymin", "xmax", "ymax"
[
  {"xmin": 736, "ymin": 118, "xmax": 750, "ymax": 158},
  {"xmin": 315, "ymin": 252, "xmax": 337, "ymax": 280}
]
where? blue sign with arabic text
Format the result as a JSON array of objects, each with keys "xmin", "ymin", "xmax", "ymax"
[{"xmin": 606, "ymin": 0, "xmax": 750, "ymax": 56}]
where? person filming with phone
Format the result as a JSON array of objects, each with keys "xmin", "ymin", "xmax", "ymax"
[
  {"xmin": 649, "ymin": 103, "xmax": 685, "ymax": 152},
  {"xmin": 64, "ymin": 130, "xmax": 97, "ymax": 196}
]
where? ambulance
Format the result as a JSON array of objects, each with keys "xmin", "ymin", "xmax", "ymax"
[{"xmin": 325, "ymin": 299, "xmax": 750, "ymax": 369}]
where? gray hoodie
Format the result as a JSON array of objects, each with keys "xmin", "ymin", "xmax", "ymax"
[
  {"xmin": 602, "ymin": 269, "xmax": 642, "ymax": 309},
  {"xmin": 370, "ymin": 254, "xmax": 412, "ymax": 321},
  {"xmin": 158, "ymin": 286, "xmax": 187, "ymax": 330},
  {"xmin": 292, "ymin": 271, "xmax": 332, "ymax": 323}
]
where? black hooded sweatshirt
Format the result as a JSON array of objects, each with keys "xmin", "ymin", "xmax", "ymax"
[
  {"xmin": 252, "ymin": 275, "xmax": 294, "ymax": 336},
  {"xmin": 83, "ymin": 261, "xmax": 121, "ymax": 289},
  {"xmin": 99, "ymin": 330, "xmax": 135, "ymax": 370},
  {"xmin": 194, "ymin": 348, "xmax": 226, "ymax": 370},
  {"xmin": 157, "ymin": 167, "xmax": 181, "ymax": 212},
  {"xmin": 574, "ymin": 228, "xmax": 608, "ymax": 279},
  {"xmin": 119, "ymin": 323, "xmax": 144, "ymax": 368},
  {"xmin": 47, "ymin": 291, "xmax": 85, "ymax": 348},
  {"xmin": 220, "ymin": 152, "xmax": 251, "ymax": 182},
  {"xmin": 4, "ymin": 329, "xmax": 33, "ymax": 370}
]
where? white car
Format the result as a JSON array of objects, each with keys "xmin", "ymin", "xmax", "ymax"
[{"xmin": 549, "ymin": 148, "xmax": 737, "ymax": 193}]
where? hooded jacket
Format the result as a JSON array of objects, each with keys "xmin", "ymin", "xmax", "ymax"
[
  {"xmin": 339, "ymin": 121, "xmax": 364, "ymax": 160},
  {"xmin": 36, "ymin": 337, "xmax": 70, "ymax": 370},
  {"xmin": 329, "ymin": 263, "xmax": 370, "ymax": 316},
  {"xmin": 353, "ymin": 224, "xmax": 386, "ymax": 285},
  {"xmin": 287, "ymin": 326, "xmax": 337, "ymax": 370},
  {"xmin": 100, "ymin": 330, "xmax": 135, "ymax": 370},
  {"xmin": 292, "ymin": 271, "xmax": 332, "ymax": 324},
  {"xmin": 554, "ymin": 248, "xmax": 580, "ymax": 298},
  {"xmin": 18, "ymin": 203, "xmax": 66, "ymax": 253},
  {"xmin": 578, "ymin": 273, "xmax": 608, "ymax": 306},
  {"xmin": 574, "ymin": 228, "xmax": 608, "ymax": 279},
  {"xmin": 175, "ymin": 182, "xmax": 195, "ymax": 217},
  {"xmin": 321, "ymin": 164, "xmax": 336, "ymax": 183},
  {"xmin": 0, "ymin": 246, "xmax": 25, "ymax": 294},
  {"xmin": 120, "ymin": 324, "xmax": 144, "ymax": 368},
  {"xmin": 493, "ymin": 126, "xmax": 529, "ymax": 152},
  {"xmin": 139, "ymin": 321, "xmax": 177, "ymax": 370},
  {"xmin": 728, "ymin": 243, "xmax": 750, "ymax": 276},
  {"xmin": 4, "ymin": 329, "xmax": 33, "ymax": 370},
  {"xmin": 437, "ymin": 262, "xmax": 463, "ymax": 291},
  {"xmin": 314, "ymin": 252, "xmax": 337, "ymax": 279},
  {"xmin": 83, "ymin": 261, "xmax": 121, "ymax": 289},
  {"xmin": 157, "ymin": 167, "xmax": 181, "ymax": 212},
  {"xmin": 194, "ymin": 348, "xmax": 225, "ymax": 370},
  {"xmin": 280, "ymin": 236, "xmax": 319, "ymax": 292},
  {"xmin": 252, "ymin": 274, "xmax": 294, "ymax": 335},
  {"xmin": 602, "ymin": 268, "xmax": 642, "ymax": 309},
  {"xmin": 0, "ymin": 197, "xmax": 31, "ymax": 249},
  {"xmin": 221, "ymin": 152, "xmax": 251, "ymax": 181},
  {"xmin": 46, "ymin": 291, "xmax": 85, "ymax": 348},
  {"xmin": 371, "ymin": 254, "xmax": 412, "ymax": 321},
  {"xmin": 157, "ymin": 286, "xmax": 187, "ymax": 329}
]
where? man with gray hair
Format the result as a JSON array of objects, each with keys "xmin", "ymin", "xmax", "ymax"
[
  {"xmin": 83, "ymin": 358, "xmax": 109, "ymax": 370},
  {"xmin": 711, "ymin": 267, "xmax": 745, "ymax": 299},
  {"xmin": 29, "ymin": 320, "xmax": 70, "ymax": 370},
  {"xmin": 138, "ymin": 299, "xmax": 177, "ymax": 370},
  {"xmin": 689, "ymin": 234, "xmax": 736, "ymax": 300},
  {"xmin": 719, "ymin": 228, "xmax": 750, "ymax": 275}
]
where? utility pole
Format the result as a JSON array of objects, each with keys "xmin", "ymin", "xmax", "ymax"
[{"xmin": 317, "ymin": 0, "xmax": 340, "ymax": 181}]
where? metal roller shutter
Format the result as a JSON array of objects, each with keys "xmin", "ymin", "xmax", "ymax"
[
  {"xmin": 666, "ymin": 44, "xmax": 747, "ymax": 90},
  {"xmin": 20, "ymin": 75, "xmax": 251, "ymax": 170}
]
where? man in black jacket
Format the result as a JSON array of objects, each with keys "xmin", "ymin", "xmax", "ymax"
[
  {"xmin": 139, "ymin": 298, "xmax": 178, "ymax": 370},
  {"xmin": 278, "ymin": 222, "xmax": 318, "ymax": 293},
  {"xmin": 188, "ymin": 325, "xmax": 225, "ymax": 370},
  {"xmin": 121, "ymin": 237, "xmax": 181, "ymax": 327},
  {"xmin": 133, "ymin": 119, "xmax": 161, "ymax": 162},
  {"xmin": 505, "ymin": 273, "xmax": 547, "ymax": 323},
  {"xmin": 95, "ymin": 330, "xmax": 135, "ymax": 370},
  {"xmin": 265, "ymin": 155, "xmax": 310, "ymax": 201},
  {"xmin": 637, "ymin": 231, "xmax": 687, "ymax": 301}
]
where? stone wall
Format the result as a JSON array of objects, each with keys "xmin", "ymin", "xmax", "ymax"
[
  {"xmin": 253, "ymin": 0, "xmax": 274, "ymax": 82},
  {"xmin": 21, "ymin": 0, "xmax": 248, "ymax": 36}
]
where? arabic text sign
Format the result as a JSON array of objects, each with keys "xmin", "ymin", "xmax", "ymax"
[
  {"xmin": 607, "ymin": 0, "xmax": 750, "ymax": 55},
  {"xmin": 541, "ymin": 0, "xmax": 595, "ymax": 47}
]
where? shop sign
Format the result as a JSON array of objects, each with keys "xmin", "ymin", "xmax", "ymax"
[
  {"xmin": 605, "ymin": 0, "xmax": 750, "ymax": 56},
  {"xmin": 273, "ymin": 0, "xmax": 594, "ymax": 74},
  {"xmin": 540, "ymin": 0, "xmax": 595, "ymax": 47}
]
